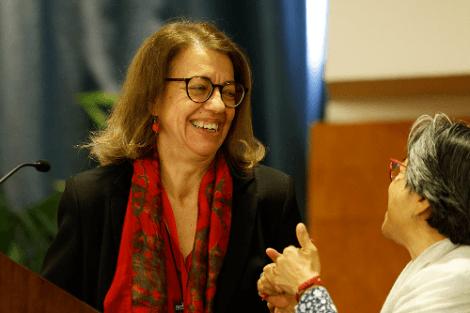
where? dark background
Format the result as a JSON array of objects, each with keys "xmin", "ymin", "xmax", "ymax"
[{"xmin": 0, "ymin": 0, "xmax": 327, "ymax": 216}]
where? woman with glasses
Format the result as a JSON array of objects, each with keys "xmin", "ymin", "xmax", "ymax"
[
  {"xmin": 42, "ymin": 20, "xmax": 300, "ymax": 313},
  {"xmin": 258, "ymin": 113, "xmax": 470, "ymax": 313}
]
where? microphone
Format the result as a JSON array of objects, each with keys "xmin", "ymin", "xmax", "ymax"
[{"xmin": 0, "ymin": 160, "xmax": 51, "ymax": 185}]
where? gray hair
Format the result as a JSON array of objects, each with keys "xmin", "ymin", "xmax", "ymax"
[{"xmin": 406, "ymin": 113, "xmax": 470, "ymax": 244}]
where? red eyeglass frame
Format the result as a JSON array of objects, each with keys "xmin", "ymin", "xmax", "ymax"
[{"xmin": 389, "ymin": 158, "xmax": 407, "ymax": 181}]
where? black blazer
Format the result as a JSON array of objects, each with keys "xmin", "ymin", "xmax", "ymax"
[{"xmin": 41, "ymin": 161, "xmax": 301, "ymax": 312}]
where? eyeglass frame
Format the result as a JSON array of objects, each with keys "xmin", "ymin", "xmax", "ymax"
[
  {"xmin": 389, "ymin": 158, "xmax": 407, "ymax": 181},
  {"xmin": 165, "ymin": 76, "xmax": 246, "ymax": 108}
]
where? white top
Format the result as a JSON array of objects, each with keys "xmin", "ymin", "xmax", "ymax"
[{"xmin": 380, "ymin": 239, "xmax": 470, "ymax": 313}]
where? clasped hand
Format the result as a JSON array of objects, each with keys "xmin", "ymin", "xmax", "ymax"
[{"xmin": 257, "ymin": 223, "xmax": 321, "ymax": 313}]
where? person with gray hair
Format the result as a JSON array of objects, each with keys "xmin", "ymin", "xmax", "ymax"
[{"xmin": 258, "ymin": 113, "xmax": 470, "ymax": 313}]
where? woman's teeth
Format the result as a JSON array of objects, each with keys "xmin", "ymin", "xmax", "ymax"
[{"xmin": 191, "ymin": 120, "xmax": 219, "ymax": 132}]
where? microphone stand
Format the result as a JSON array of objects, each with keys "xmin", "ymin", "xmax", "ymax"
[{"xmin": 0, "ymin": 161, "xmax": 51, "ymax": 185}]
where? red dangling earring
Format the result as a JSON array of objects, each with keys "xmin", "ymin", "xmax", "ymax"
[{"xmin": 152, "ymin": 115, "xmax": 160, "ymax": 134}]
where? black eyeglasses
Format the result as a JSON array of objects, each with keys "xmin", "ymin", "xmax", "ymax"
[
  {"xmin": 389, "ymin": 158, "xmax": 407, "ymax": 181},
  {"xmin": 165, "ymin": 76, "xmax": 246, "ymax": 108}
]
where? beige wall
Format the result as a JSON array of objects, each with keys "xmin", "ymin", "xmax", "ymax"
[
  {"xmin": 324, "ymin": 0, "xmax": 470, "ymax": 122},
  {"xmin": 327, "ymin": 95, "xmax": 470, "ymax": 123},
  {"xmin": 326, "ymin": 0, "xmax": 470, "ymax": 80}
]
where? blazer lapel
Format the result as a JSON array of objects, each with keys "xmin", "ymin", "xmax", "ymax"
[
  {"xmin": 96, "ymin": 162, "xmax": 133, "ymax": 308},
  {"xmin": 108, "ymin": 162, "xmax": 133, "ymax": 253},
  {"xmin": 214, "ymin": 170, "xmax": 257, "ymax": 310}
]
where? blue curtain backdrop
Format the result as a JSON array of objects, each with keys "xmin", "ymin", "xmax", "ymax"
[{"xmin": 0, "ymin": 0, "xmax": 327, "ymax": 214}]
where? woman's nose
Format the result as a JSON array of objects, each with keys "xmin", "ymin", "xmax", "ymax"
[{"xmin": 203, "ymin": 88, "xmax": 226, "ymax": 113}]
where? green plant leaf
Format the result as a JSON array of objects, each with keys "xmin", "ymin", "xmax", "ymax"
[
  {"xmin": 1, "ymin": 191, "xmax": 62, "ymax": 272},
  {"xmin": 76, "ymin": 91, "xmax": 117, "ymax": 128}
]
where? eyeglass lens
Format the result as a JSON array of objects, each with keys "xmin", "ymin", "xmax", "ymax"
[
  {"xmin": 389, "ymin": 159, "xmax": 406, "ymax": 181},
  {"xmin": 390, "ymin": 161, "xmax": 400, "ymax": 180},
  {"xmin": 187, "ymin": 76, "xmax": 244, "ymax": 107}
]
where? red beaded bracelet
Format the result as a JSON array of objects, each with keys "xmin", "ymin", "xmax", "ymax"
[{"xmin": 296, "ymin": 276, "xmax": 322, "ymax": 301}]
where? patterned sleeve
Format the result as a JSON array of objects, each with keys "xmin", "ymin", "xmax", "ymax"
[{"xmin": 296, "ymin": 286, "xmax": 338, "ymax": 313}]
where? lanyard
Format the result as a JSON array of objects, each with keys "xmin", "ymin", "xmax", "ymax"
[{"xmin": 164, "ymin": 222, "xmax": 185, "ymax": 313}]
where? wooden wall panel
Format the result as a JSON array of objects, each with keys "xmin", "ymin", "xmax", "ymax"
[
  {"xmin": 327, "ymin": 74, "xmax": 470, "ymax": 99},
  {"xmin": 306, "ymin": 121, "xmax": 413, "ymax": 313}
]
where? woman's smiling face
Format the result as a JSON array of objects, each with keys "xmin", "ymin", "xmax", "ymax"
[{"xmin": 154, "ymin": 46, "xmax": 236, "ymax": 161}]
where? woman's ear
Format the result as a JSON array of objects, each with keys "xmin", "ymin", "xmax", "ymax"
[{"xmin": 415, "ymin": 196, "xmax": 431, "ymax": 218}]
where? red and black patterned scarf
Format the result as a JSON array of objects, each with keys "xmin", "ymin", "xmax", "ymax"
[{"xmin": 104, "ymin": 152, "xmax": 232, "ymax": 312}]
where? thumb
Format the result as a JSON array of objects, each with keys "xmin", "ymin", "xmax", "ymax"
[
  {"xmin": 266, "ymin": 248, "xmax": 281, "ymax": 262},
  {"xmin": 296, "ymin": 223, "xmax": 316, "ymax": 251}
]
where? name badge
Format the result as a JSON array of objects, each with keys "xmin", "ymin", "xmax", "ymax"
[{"xmin": 175, "ymin": 302, "xmax": 184, "ymax": 312}]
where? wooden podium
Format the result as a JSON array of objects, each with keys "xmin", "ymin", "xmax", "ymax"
[{"xmin": 0, "ymin": 253, "xmax": 98, "ymax": 313}]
